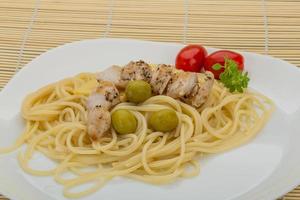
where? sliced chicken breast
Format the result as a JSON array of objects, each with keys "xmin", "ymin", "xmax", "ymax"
[
  {"xmin": 86, "ymin": 81, "xmax": 120, "ymax": 140},
  {"xmin": 86, "ymin": 93, "xmax": 111, "ymax": 110},
  {"xmin": 119, "ymin": 60, "xmax": 152, "ymax": 88},
  {"xmin": 87, "ymin": 107, "xmax": 111, "ymax": 140},
  {"xmin": 96, "ymin": 65, "xmax": 122, "ymax": 88},
  {"xmin": 86, "ymin": 60, "xmax": 215, "ymax": 140},
  {"xmin": 95, "ymin": 81, "xmax": 120, "ymax": 107},
  {"xmin": 150, "ymin": 64, "xmax": 173, "ymax": 94},
  {"xmin": 182, "ymin": 71, "xmax": 214, "ymax": 107},
  {"xmin": 166, "ymin": 71, "xmax": 198, "ymax": 99}
]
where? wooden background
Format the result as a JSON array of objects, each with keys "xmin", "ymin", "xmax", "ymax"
[{"xmin": 0, "ymin": 0, "xmax": 299, "ymax": 199}]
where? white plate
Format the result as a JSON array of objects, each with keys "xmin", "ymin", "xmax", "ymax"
[{"xmin": 0, "ymin": 38, "xmax": 300, "ymax": 200}]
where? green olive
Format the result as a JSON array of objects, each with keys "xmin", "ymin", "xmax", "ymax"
[
  {"xmin": 149, "ymin": 109, "xmax": 179, "ymax": 132},
  {"xmin": 112, "ymin": 109, "xmax": 137, "ymax": 134},
  {"xmin": 125, "ymin": 80, "xmax": 152, "ymax": 103}
]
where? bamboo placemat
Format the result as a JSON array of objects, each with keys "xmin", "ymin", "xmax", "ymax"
[{"xmin": 0, "ymin": 0, "xmax": 299, "ymax": 199}]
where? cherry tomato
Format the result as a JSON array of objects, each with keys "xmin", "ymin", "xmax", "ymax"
[
  {"xmin": 204, "ymin": 50, "xmax": 244, "ymax": 79},
  {"xmin": 176, "ymin": 44, "xmax": 207, "ymax": 72}
]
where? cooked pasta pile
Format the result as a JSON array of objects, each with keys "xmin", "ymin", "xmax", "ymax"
[{"xmin": 0, "ymin": 73, "xmax": 274, "ymax": 198}]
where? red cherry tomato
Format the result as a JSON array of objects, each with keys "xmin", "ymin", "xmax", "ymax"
[
  {"xmin": 204, "ymin": 50, "xmax": 244, "ymax": 79},
  {"xmin": 176, "ymin": 45, "xmax": 207, "ymax": 72}
]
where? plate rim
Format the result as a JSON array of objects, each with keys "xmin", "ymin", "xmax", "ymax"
[{"xmin": 0, "ymin": 38, "xmax": 300, "ymax": 200}]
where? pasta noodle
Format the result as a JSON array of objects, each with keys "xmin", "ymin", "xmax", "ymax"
[{"xmin": 0, "ymin": 72, "xmax": 274, "ymax": 198}]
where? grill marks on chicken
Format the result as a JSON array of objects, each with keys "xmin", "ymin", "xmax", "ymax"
[
  {"xmin": 96, "ymin": 81, "xmax": 120, "ymax": 107},
  {"xmin": 166, "ymin": 71, "xmax": 198, "ymax": 99},
  {"xmin": 181, "ymin": 72, "xmax": 214, "ymax": 107},
  {"xmin": 150, "ymin": 64, "xmax": 173, "ymax": 95},
  {"xmin": 119, "ymin": 60, "xmax": 152, "ymax": 88},
  {"xmin": 87, "ymin": 60, "xmax": 214, "ymax": 140}
]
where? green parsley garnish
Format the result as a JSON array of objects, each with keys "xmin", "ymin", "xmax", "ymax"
[{"xmin": 219, "ymin": 58, "xmax": 250, "ymax": 93}]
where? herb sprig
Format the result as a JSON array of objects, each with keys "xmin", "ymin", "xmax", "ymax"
[{"xmin": 212, "ymin": 58, "xmax": 250, "ymax": 93}]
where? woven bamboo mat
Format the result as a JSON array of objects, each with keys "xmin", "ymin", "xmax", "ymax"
[{"xmin": 0, "ymin": 0, "xmax": 299, "ymax": 199}]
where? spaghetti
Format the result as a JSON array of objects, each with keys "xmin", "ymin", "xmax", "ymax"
[{"xmin": 0, "ymin": 72, "xmax": 274, "ymax": 198}]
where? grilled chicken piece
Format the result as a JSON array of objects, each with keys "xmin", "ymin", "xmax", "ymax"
[
  {"xmin": 96, "ymin": 65, "xmax": 122, "ymax": 88},
  {"xmin": 86, "ymin": 81, "xmax": 120, "ymax": 140},
  {"xmin": 87, "ymin": 107, "xmax": 111, "ymax": 140},
  {"xmin": 150, "ymin": 64, "xmax": 173, "ymax": 94},
  {"xmin": 181, "ymin": 71, "xmax": 214, "ymax": 107},
  {"xmin": 119, "ymin": 60, "xmax": 152, "ymax": 88},
  {"xmin": 86, "ymin": 92, "xmax": 111, "ymax": 111},
  {"xmin": 95, "ymin": 81, "xmax": 120, "ymax": 107},
  {"xmin": 166, "ymin": 71, "xmax": 198, "ymax": 99}
]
